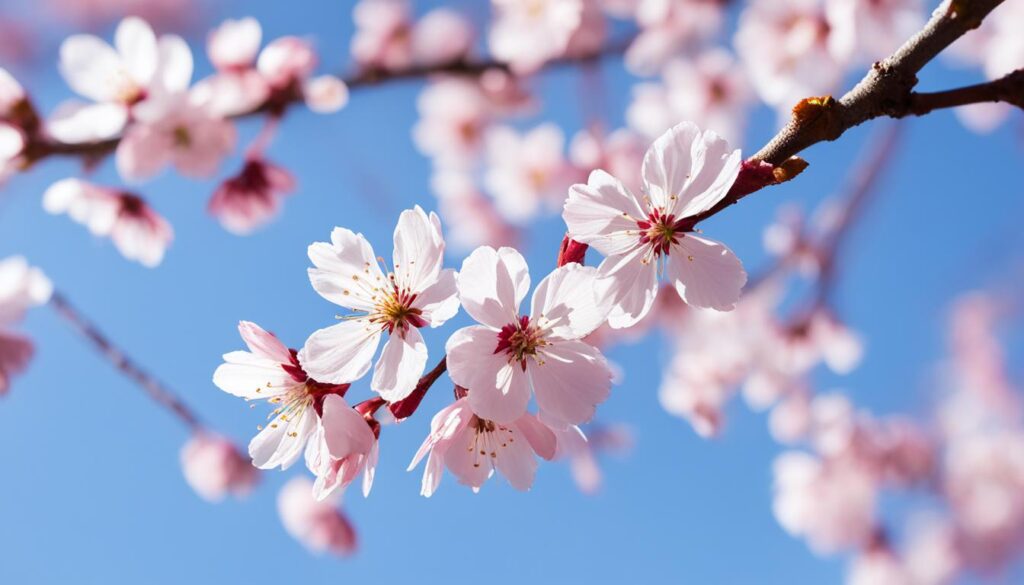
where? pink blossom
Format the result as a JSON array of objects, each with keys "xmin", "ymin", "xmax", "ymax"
[
  {"xmin": 565, "ymin": 0, "xmax": 608, "ymax": 58},
  {"xmin": 299, "ymin": 207, "xmax": 460, "ymax": 401},
  {"xmin": 553, "ymin": 423, "xmax": 632, "ymax": 494},
  {"xmin": 0, "ymin": 257, "xmax": 51, "ymax": 396},
  {"xmin": 0, "ymin": 68, "xmax": 26, "ymax": 116},
  {"xmin": 431, "ymin": 169, "xmax": 518, "ymax": 251},
  {"xmin": 277, "ymin": 476, "xmax": 357, "ymax": 556},
  {"xmin": 212, "ymin": 321, "xmax": 349, "ymax": 470},
  {"xmin": 117, "ymin": 94, "xmax": 237, "ymax": 182},
  {"xmin": 413, "ymin": 78, "xmax": 490, "ymax": 166},
  {"xmin": 948, "ymin": 0, "xmax": 1024, "ymax": 80},
  {"xmin": 769, "ymin": 390, "xmax": 813, "ymax": 443},
  {"xmin": 627, "ymin": 49, "xmax": 753, "ymax": 147},
  {"xmin": 180, "ymin": 433, "xmax": 259, "ymax": 502},
  {"xmin": 735, "ymin": 0, "xmax": 851, "ymax": 111},
  {"xmin": 408, "ymin": 397, "xmax": 557, "ymax": 495},
  {"xmin": 569, "ymin": 128, "xmax": 646, "ymax": 195},
  {"xmin": 208, "ymin": 158, "xmax": 296, "ymax": 235},
  {"xmin": 49, "ymin": 17, "xmax": 189, "ymax": 144},
  {"xmin": 304, "ymin": 394, "xmax": 379, "ymax": 500},
  {"xmin": 489, "ymin": 0, "xmax": 584, "ymax": 74},
  {"xmin": 410, "ymin": 8, "xmax": 475, "ymax": 67},
  {"xmin": 954, "ymin": 102, "xmax": 1013, "ymax": 135},
  {"xmin": 43, "ymin": 179, "xmax": 173, "ymax": 267},
  {"xmin": 445, "ymin": 247, "xmax": 612, "ymax": 426},
  {"xmin": 624, "ymin": 0, "xmax": 724, "ymax": 75},
  {"xmin": 847, "ymin": 548, "xmax": 912, "ymax": 585},
  {"xmin": 773, "ymin": 451, "xmax": 879, "ymax": 554},
  {"xmin": 208, "ymin": 17, "xmax": 263, "ymax": 71},
  {"xmin": 826, "ymin": 0, "xmax": 923, "ymax": 63},
  {"xmin": 564, "ymin": 122, "xmax": 746, "ymax": 328},
  {"xmin": 485, "ymin": 123, "xmax": 573, "ymax": 223},
  {"xmin": 351, "ymin": 0, "xmax": 414, "ymax": 72}
]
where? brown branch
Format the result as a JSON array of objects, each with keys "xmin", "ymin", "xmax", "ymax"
[
  {"xmin": 49, "ymin": 290, "xmax": 203, "ymax": 430},
  {"xmin": 23, "ymin": 36, "xmax": 634, "ymax": 167},
  {"xmin": 689, "ymin": 0, "xmax": 1010, "ymax": 228},
  {"xmin": 905, "ymin": 68, "xmax": 1024, "ymax": 116},
  {"xmin": 751, "ymin": 0, "xmax": 1007, "ymax": 167}
]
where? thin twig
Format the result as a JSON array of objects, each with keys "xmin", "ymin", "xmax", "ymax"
[{"xmin": 49, "ymin": 290, "xmax": 203, "ymax": 430}]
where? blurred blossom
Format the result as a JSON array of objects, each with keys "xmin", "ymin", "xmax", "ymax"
[
  {"xmin": 948, "ymin": 0, "xmax": 1024, "ymax": 80},
  {"xmin": 554, "ymin": 423, "xmax": 633, "ymax": 494},
  {"xmin": 277, "ymin": 476, "xmax": 357, "ymax": 556},
  {"xmin": 489, "ymin": 0, "xmax": 584, "ymax": 74},
  {"xmin": 0, "ymin": 257, "xmax": 52, "ymax": 396},
  {"xmin": 209, "ymin": 158, "xmax": 296, "ymax": 235},
  {"xmin": 43, "ymin": 179, "xmax": 173, "ymax": 267},
  {"xmin": 408, "ymin": 397, "xmax": 557, "ymax": 496},
  {"xmin": 413, "ymin": 78, "xmax": 490, "ymax": 166},
  {"xmin": 485, "ymin": 123, "xmax": 573, "ymax": 223},
  {"xmin": 44, "ymin": 0, "xmax": 203, "ymax": 30},
  {"xmin": 351, "ymin": 1, "xmax": 474, "ymax": 72},
  {"xmin": 826, "ymin": 0, "xmax": 923, "ymax": 63},
  {"xmin": 773, "ymin": 451, "xmax": 878, "ymax": 554},
  {"xmin": 431, "ymin": 169, "xmax": 517, "ymax": 251},
  {"xmin": 735, "ymin": 0, "xmax": 851, "ymax": 113},
  {"xmin": 846, "ymin": 548, "xmax": 911, "ymax": 585},
  {"xmin": 627, "ymin": 48, "xmax": 753, "ymax": 147},
  {"xmin": 180, "ymin": 433, "xmax": 259, "ymax": 502},
  {"xmin": 624, "ymin": 0, "xmax": 724, "ymax": 75},
  {"xmin": 762, "ymin": 205, "xmax": 823, "ymax": 277},
  {"xmin": 569, "ymin": 127, "xmax": 646, "ymax": 195},
  {"xmin": 954, "ymin": 102, "xmax": 1013, "ymax": 135},
  {"xmin": 565, "ymin": 0, "xmax": 608, "ymax": 58},
  {"xmin": 769, "ymin": 390, "xmax": 812, "ymax": 443}
]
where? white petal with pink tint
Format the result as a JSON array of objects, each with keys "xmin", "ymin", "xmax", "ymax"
[
  {"xmin": 0, "ymin": 123, "xmax": 23, "ymax": 161},
  {"xmin": 47, "ymin": 101, "xmax": 128, "ymax": 143},
  {"xmin": 299, "ymin": 319, "xmax": 381, "ymax": 384},
  {"xmin": 59, "ymin": 34, "xmax": 126, "ymax": 103},
  {"xmin": 595, "ymin": 245, "xmax": 659, "ymax": 329},
  {"xmin": 115, "ymin": 16, "xmax": 159, "ymax": 86},
  {"xmin": 392, "ymin": 206, "xmax": 444, "ymax": 293},
  {"xmin": 642, "ymin": 122, "xmax": 740, "ymax": 218},
  {"xmin": 563, "ymin": 170, "xmax": 648, "ymax": 256},
  {"xmin": 447, "ymin": 325, "xmax": 531, "ymax": 423},
  {"xmin": 249, "ymin": 404, "xmax": 317, "ymax": 470},
  {"xmin": 457, "ymin": 246, "xmax": 530, "ymax": 329},
  {"xmin": 208, "ymin": 17, "xmax": 262, "ymax": 70},
  {"xmin": 530, "ymin": 263, "xmax": 607, "ymax": 341},
  {"xmin": 307, "ymin": 227, "xmax": 386, "ymax": 312},
  {"xmin": 304, "ymin": 75, "xmax": 349, "ymax": 114},
  {"xmin": 667, "ymin": 234, "xmax": 746, "ymax": 311},
  {"xmin": 413, "ymin": 268, "xmax": 459, "ymax": 326},
  {"xmin": 529, "ymin": 339, "xmax": 611, "ymax": 428},
  {"xmin": 371, "ymin": 327, "xmax": 428, "ymax": 402}
]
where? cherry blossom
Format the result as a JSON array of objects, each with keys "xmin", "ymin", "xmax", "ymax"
[
  {"xmin": 735, "ymin": 0, "xmax": 851, "ymax": 111},
  {"xmin": 180, "ymin": 433, "xmax": 260, "ymax": 502},
  {"xmin": 563, "ymin": 121, "xmax": 746, "ymax": 328},
  {"xmin": 352, "ymin": 1, "xmax": 475, "ymax": 72},
  {"xmin": 413, "ymin": 78, "xmax": 490, "ymax": 166},
  {"xmin": 431, "ymin": 169, "xmax": 518, "ymax": 251},
  {"xmin": 568, "ymin": 128, "xmax": 646, "ymax": 195},
  {"xmin": 627, "ymin": 49, "xmax": 753, "ymax": 147},
  {"xmin": 485, "ymin": 123, "xmax": 573, "ymax": 223},
  {"xmin": 277, "ymin": 476, "xmax": 358, "ymax": 556},
  {"xmin": 0, "ymin": 257, "xmax": 52, "ymax": 396},
  {"xmin": 208, "ymin": 157, "xmax": 296, "ymax": 235},
  {"xmin": 304, "ymin": 394, "xmax": 380, "ymax": 500},
  {"xmin": 408, "ymin": 397, "xmax": 557, "ymax": 495},
  {"xmin": 772, "ymin": 451, "xmax": 879, "ymax": 554},
  {"xmin": 826, "ymin": 0, "xmax": 923, "ymax": 63},
  {"xmin": 42, "ymin": 178, "xmax": 173, "ymax": 267},
  {"xmin": 299, "ymin": 206, "xmax": 460, "ymax": 401},
  {"xmin": 553, "ymin": 423, "xmax": 633, "ymax": 494},
  {"xmin": 489, "ymin": 0, "xmax": 583, "ymax": 74},
  {"xmin": 445, "ymin": 246, "xmax": 612, "ymax": 427},
  {"xmin": 49, "ymin": 17, "xmax": 180, "ymax": 144},
  {"xmin": 624, "ymin": 0, "xmax": 724, "ymax": 75},
  {"xmin": 212, "ymin": 321, "xmax": 349, "ymax": 470}
]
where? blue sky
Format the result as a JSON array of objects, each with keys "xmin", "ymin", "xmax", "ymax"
[{"xmin": 0, "ymin": 0, "xmax": 1021, "ymax": 583}]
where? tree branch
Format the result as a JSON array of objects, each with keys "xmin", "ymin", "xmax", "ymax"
[
  {"xmin": 905, "ymin": 68, "xmax": 1024, "ymax": 116},
  {"xmin": 23, "ymin": 37, "xmax": 634, "ymax": 167},
  {"xmin": 49, "ymin": 290, "xmax": 204, "ymax": 430}
]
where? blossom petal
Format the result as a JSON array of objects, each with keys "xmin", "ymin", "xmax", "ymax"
[
  {"xmin": 457, "ymin": 246, "xmax": 529, "ymax": 329},
  {"xmin": 212, "ymin": 351, "xmax": 295, "ymax": 399},
  {"xmin": 249, "ymin": 405, "xmax": 317, "ymax": 470},
  {"xmin": 46, "ymin": 101, "xmax": 128, "ymax": 144},
  {"xmin": 371, "ymin": 327, "xmax": 428, "ymax": 402},
  {"xmin": 392, "ymin": 206, "xmax": 444, "ymax": 293},
  {"xmin": 238, "ymin": 320, "xmax": 292, "ymax": 363},
  {"xmin": 512, "ymin": 414, "xmax": 557, "ymax": 460},
  {"xmin": 298, "ymin": 319, "xmax": 381, "ymax": 384},
  {"xmin": 447, "ymin": 325, "xmax": 530, "ymax": 424},
  {"xmin": 493, "ymin": 428, "xmax": 540, "ymax": 491},
  {"xmin": 321, "ymin": 394, "xmax": 375, "ymax": 460},
  {"xmin": 668, "ymin": 234, "xmax": 746, "ymax": 311},
  {"xmin": 59, "ymin": 34, "xmax": 123, "ymax": 102},
  {"xmin": 114, "ymin": 16, "xmax": 158, "ymax": 86},
  {"xmin": 530, "ymin": 263, "xmax": 608, "ymax": 341},
  {"xmin": 595, "ymin": 245, "xmax": 659, "ymax": 329},
  {"xmin": 528, "ymin": 339, "xmax": 612, "ymax": 427},
  {"xmin": 563, "ymin": 169, "xmax": 647, "ymax": 256},
  {"xmin": 308, "ymin": 228, "xmax": 385, "ymax": 312},
  {"xmin": 642, "ymin": 122, "xmax": 741, "ymax": 218},
  {"xmin": 414, "ymin": 268, "xmax": 460, "ymax": 327}
]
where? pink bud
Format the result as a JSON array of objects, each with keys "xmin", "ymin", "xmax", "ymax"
[{"xmin": 180, "ymin": 433, "xmax": 259, "ymax": 502}]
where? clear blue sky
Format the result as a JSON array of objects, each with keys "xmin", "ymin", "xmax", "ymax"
[{"xmin": 0, "ymin": 1, "xmax": 1022, "ymax": 583}]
